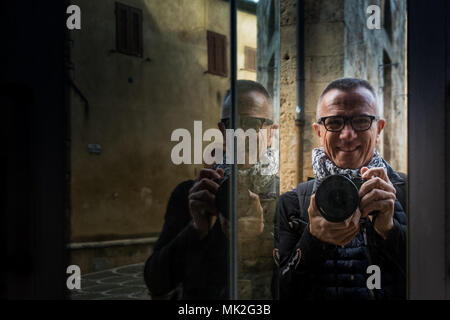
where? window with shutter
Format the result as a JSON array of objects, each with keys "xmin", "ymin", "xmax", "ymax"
[
  {"xmin": 115, "ymin": 2, "xmax": 143, "ymax": 57},
  {"xmin": 207, "ymin": 31, "xmax": 227, "ymax": 77},
  {"xmin": 244, "ymin": 46, "xmax": 257, "ymax": 72}
]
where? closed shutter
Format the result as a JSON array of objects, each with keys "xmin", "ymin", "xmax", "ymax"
[
  {"xmin": 207, "ymin": 31, "xmax": 227, "ymax": 77},
  {"xmin": 130, "ymin": 7, "xmax": 143, "ymax": 57},
  {"xmin": 207, "ymin": 31, "xmax": 215, "ymax": 74},
  {"xmin": 116, "ymin": 3, "xmax": 129, "ymax": 54},
  {"xmin": 217, "ymin": 33, "xmax": 226, "ymax": 76},
  {"xmin": 115, "ymin": 2, "xmax": 143, "ymax": 57},
  {"xmin": 244, "ymin": 46, "xmax": 257, "ymax": 72}
]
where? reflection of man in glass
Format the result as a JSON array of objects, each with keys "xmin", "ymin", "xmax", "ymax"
[
  {"xmin": 274, "ymin": 78, "xmax": 406, "ymax": 300},
  {"xmin": 144, "ymin": 80, "xmax": 278, "ymax": 299}
]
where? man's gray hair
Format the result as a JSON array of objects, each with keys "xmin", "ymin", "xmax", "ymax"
[
  {"xmin": 223, "ymin": 80, "xmax": 272, "ymax": 106},
  {"xmin": 221, "ymin": 80, "xmax": 273, "ymax": 120},
  {"xmin": 316, "ymin": 78, "xmax": 380, "ymax": 120}
]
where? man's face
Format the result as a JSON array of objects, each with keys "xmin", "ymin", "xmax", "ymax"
[
  {"xmin": 312, "ymin": 87, "xmax": 385, "ymax": 169},
  {"xmin": 219, "ymin": 90, "xmax": 275, "ymax": 168}
]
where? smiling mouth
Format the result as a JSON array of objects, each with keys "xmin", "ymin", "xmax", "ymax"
[{"xmin": 337, "ymin": 147, "xmax": 359, "ymax": 152}]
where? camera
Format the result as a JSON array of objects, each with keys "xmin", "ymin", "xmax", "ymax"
[
  {"xmin": 214, "ymin": 167, "xmax": 278, "ymax": 220},
  {"xmin": 314, "ymin": 174, "xmax": 368, "ymax": 223},
  {"xmin": 215, "ymin": 173, "xmax": 230, "ymax": 219}
]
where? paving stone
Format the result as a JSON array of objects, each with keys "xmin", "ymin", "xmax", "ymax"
[
  {"xmin": 69, "ymin": 291, "xmax": 85, "ymax": 298},
  {"xmin": 129, "ymin": 292, "xmax": 151, "ymax": 300},
  {"xmin": 94, "ymin": 295, "xmax": 138, "ymax": 300},
  {"xmin": 98, "ymin": 276, "xmax": 133, "ymax": 284},
  {"xmin": 115, "ymin": 264, "xmax": 144, "ymax": 275},
  {"xmin": 81, "ymin": 279, "xmax": 99, "ymax": 288},
  {"xmin": 82, "ymin": 284, "xmax": 117, "ymax": 293},
  {"xmin": 132, "ymin": 272, "xmax": 144, "ymax": 278},
  {"xmin": 105, "ymin": 286, "xmax": 147, "ymax": 296},
  {"xmin": 121, "ymin": 279, "xmax": 147, "ymax": 286},
  {"xmin": 69, "ymin": 263, "xmax": 148, "ymax": 300},
  {"xmin": 71, "ymin": 292, "xmax": 109, "ymax": 300},
  {"xmin": 83, "ymin": 271, "xmax": 115, "ymax": 281}
]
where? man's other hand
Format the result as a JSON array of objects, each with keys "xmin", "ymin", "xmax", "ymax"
[
  {"xmin": 360, "ymin": 166, "xmax": 396, "ymax": 239},
  {"xmin": 188, "ymin": 168, "xmax": 224, "ymax": 239},
  {"xmin": 308, "ymin": 194, "xmax": 361, "ymax": 246}
]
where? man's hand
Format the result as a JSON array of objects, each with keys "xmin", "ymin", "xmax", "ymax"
[
  {"xmin": 188, "ymin": 168, "xmax": 224, "ymax": 239},
  {"xmin": 308, "ymin": 194, "xmax": 361, "ymax": 246},
  {"xmin": 220, "ymin": 190, "xmax": 264, "ymax": 239},
  {"xmin": 237, "ymin": 190, "xmax": 264, "ymax": 238},
  {"xmin": 359, "ymin": 166, "xmax": 396, "ymax": 239}
]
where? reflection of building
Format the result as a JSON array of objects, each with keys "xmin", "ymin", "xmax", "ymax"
[
  {"xmin": 280, "ymin": 0, "xmax": 407, "ymax": 192},
  {"xmin": 66, "ymin": 0, "xmax": 406, "ymax": 299},
  {"xmin": 68, "ymin": 0, "xmax": 258, "ymax": 273}
]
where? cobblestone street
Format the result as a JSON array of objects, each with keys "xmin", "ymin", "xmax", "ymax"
[{"xmin": 70, "ymin": 263, "xmax": 151, "ymax": 300}]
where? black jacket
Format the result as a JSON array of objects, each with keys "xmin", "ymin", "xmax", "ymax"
[
  {"xmin": 273, "ymin": 163, "xmax": 407, "ymax": 300},
  {"xmin": 144, "ymin": 180, "xmax": 228, "ymax": 300}
]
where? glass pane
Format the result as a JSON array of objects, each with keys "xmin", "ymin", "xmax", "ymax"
[
  {"xmin": 68, "ymin": 0, "xmax": 230, "ymax": 300},
  {"xmin": 65, "ymin": 0, "xmax": 408, "ymax": 301},
  {"xmin": 273, "ymin": 0, "xmax": 408, "ymax": 300},
  {"xmin": 235, "ymin": 0, "xmax": 280, "ymax": 300}
]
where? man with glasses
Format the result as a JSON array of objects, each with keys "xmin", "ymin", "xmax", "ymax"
[
  {"xmin": 274, "ymin": 78, "xmax": 406, "ymax": 300},
  {"xmin": 144, "ymin": 80, "xmax": 278, "ymax": 299}
]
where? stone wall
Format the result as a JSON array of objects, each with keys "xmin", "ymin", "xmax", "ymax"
[
  {"xmin": 343, "ymin": 0, "xmax": 407, "ymax": 173},
  {"xmin": 235, "ymin": 0, "xmax": 280, "ymax": 300},
  {"xmin": 279, "ymin": 0, "xmax": 300, "ymax": 193}
]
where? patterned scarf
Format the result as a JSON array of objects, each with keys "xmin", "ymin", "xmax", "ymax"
[
  {"xmin": 312, "ymin": 147, "xmax": 386, "ymax": 184},
  {"xmin": 216, "ymin": 147, "xmax": 279, "ymax": 196}
]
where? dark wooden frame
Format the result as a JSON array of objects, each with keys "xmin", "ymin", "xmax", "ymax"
[
  {"xmin": 1, "ymin": 1, "xmax": 67, "ymax": 299},
  {"xmin": 408, "ymin": 0, "xmax": 450, "ymax": 299},
  {"xmin": 207, "ymin": 30, "xmax": 228, "ymax": 77},
  {"xmin": 2, "ymin": 0, "xmax": 450, "ymax": 301},
  {"xmin": 244, "ymin": 46, "xmax": 257, "ymax": 72},
  {"xmin": 115, "ymin": 2, "xmax": 143, "ymax": 58}
]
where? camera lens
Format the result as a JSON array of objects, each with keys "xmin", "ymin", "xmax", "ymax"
[
  {"xmin": 215, "ymin": 175, "xmax": 230, "ymax": 219},
  {"xmin": 315, "ymin": 175, "xmax": 360, "ymax": 222}
]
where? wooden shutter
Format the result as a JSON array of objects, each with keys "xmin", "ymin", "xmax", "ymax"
[
  {"xmin": 207, "ymin": 31, "xmax": 227, "ymax": 77},
  {"xmin": 116, "ymin": 3, "xmax": 129, "ymax": 54},
  {"xmin": 207, "ymin": 31, "xmax": 215, "ymax": 73},
  {"xmin": 216, "ymin": 33, "xmax": 226, "ymax": 76},
  {"xmin": 130, "ymin": 7, "xmax": 143, "ymax": 57},
  {"xmin": 244, "ymin": 46, "xmax": 257, "ymax": 72},
  {"xmin": 115, "ymin": 2, "xmax": 143, "ymax": 57}
]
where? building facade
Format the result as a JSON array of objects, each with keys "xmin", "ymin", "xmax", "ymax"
[{"xmin": 68, "ymin": 0, "xmax": 258, "ymax": 273}]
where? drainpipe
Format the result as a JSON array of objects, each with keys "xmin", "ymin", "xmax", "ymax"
[{"xmin": 295, "ymin": 0, "xmax": 305, "ymax": 183}]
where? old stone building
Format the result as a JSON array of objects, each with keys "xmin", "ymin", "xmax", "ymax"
[{"xmin": 68, "ymin": 0, "xmax": 259, "ymax": 273}]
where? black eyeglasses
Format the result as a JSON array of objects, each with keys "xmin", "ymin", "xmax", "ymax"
[
  {"xmin": 317, "ymin": 114, "xmax": 379, "ymax": 132},
  {"xmin": 221, "ymin": 117, "xmax": 273, "ymax": 131}
]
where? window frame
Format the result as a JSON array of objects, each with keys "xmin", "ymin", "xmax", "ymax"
[
  {"xmin": 115, "ymin": 2, "xmax": 143, "ymax": 58},
  {"xmin": 244, "ymin": 46, "xmax": 257, "ymax": 72},
  {"xmin": 207, "ymin": 30, "xmax": 228, "ymax": 77}
]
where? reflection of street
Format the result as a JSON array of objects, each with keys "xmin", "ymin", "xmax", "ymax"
[{"xmin": 70, "ymin": 263, "xmax": 150, "ymax": 300}]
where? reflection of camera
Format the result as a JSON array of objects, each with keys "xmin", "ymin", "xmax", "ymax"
[
  {"xmin": 314, "ymin": 175, "xmax": 367, "ymax": 223},
  {"xmin": 215, "ymin": 173, "xmax": 230, "ymax": 219}
]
